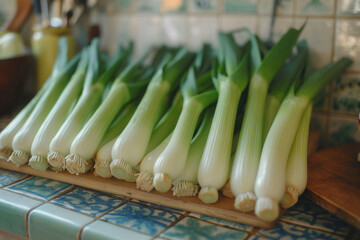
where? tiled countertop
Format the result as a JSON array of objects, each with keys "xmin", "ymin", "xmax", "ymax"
[{"xmin": 0, "ymin": 168, "xmax": 358, "ymax": 240}]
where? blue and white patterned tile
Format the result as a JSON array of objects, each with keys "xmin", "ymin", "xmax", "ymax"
[
  {"xmin": 51, "ymin": 188, "xmax": 124, "ymax": 217},
  {"xmin": 247, "ymin": 235, "xmax": 268, "ymax": 240},
  {"xmin": 296, "ymin": 0, "xmax": 335, "ymax": 16},
  {"xmin": 5, "ymin": 176, "xmax": 72, "ymax": 201},
  {"xmin": 337, "ymin": 0, "xmax": 360, "ymax": 16},
  {"xmin": 163, "ymin": 15, "xmax": 187, "ymax": 47},
  {"xmin": 0, "ymin": 169, "xmax": 27, "ymax": 187},
  {"xmin": 281, "ymin": 195, "xmax": 352, "ymax": 235},
  {"xmin": 331, "ymin": 74, "xmax": 360, "ymax": 115},
  {"xmin": 223, "ymin": 0, "xmax": 257, "ymax": 13},
  {"xmin": 161, "ymin": 217, "xmax": 248, "ymax": 240},
  {"xmin": 189, "ymin": 0, "xmax": 218, "ymax": 13},
  {"xmin": 220, "ymin": 15, "xmax": 257, "ymax": 45},
  {"xmin": 187, "ymin": 16, "xmax": 218, "ymax": 50},
  {"xmin": 189, "ymin": 213, "xmax": 252, "ymax": 231},
  {"xmin": 294, "ymin": 18, "xmax": 333, "ymax": 69},
  {"xmin": 161, "ymin": 0, "xmax": 187, "ymax": 13},
  {"xmin": 334, "ymin": 20, "xmax": 360, "ymax": 72},
  {"xmin": 328, "ymin": 116, "xmax": 360, "ymax": 147},
  {"xmin": 257, "ymin": 221, "xmax": 346, "ymax": 240},
  {"xmin": 102, "ymin": 202, "xmax": 180, "ymax": 235},
  {"xmin": 131, "ymin": 199, "xmax": 186, "ymax": 213},
  {"xmin": 259, "ymin": 0, "xmax": 294, "ymax": 15}
]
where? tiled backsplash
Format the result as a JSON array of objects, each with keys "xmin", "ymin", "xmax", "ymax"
[{"xmin": 94, "ymin": 0, "xmax": 359, "ymax": 148}]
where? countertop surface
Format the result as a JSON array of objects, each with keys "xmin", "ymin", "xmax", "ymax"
[{"xmin": 0, "ymin": 167, "xmax": 358, "ymax": 240}]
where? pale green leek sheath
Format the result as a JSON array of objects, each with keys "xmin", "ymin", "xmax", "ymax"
[
  {"xmin": 29, "ymin": 50, "xmax": 89, "ymax": 171},
  {"xmin": 137, "ymin": 133, "xmax": 172, "ymax": 192},
  {"xmin": 281, "ymin": 104, "xmax": 313, "ymax": 208},
  {"xmin": 172, "ymin": 108, "xmax": 213, "ymax": 197},
  {"xmin": 94, "ymin": 100, "xmax": 138, "ymax": 178}
]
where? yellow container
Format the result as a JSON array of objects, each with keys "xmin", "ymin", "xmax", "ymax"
[{"xmin": 31, "ymin": 27, "xmax": 75, "ymax": 90}]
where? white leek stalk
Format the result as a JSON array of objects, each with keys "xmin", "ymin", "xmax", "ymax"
[
  {"xmin": 29, "ymin": 50, "xmax": 89, "ymax": 171},
  {"xmin": 198, "ymin": 33, "xmax": 249, "ymax": 204},
  {"xmin": 136, "ymin": 133, "xmax": 172, "ymax": 192},
  {"xmin": 281, "ymin": 104, "xmax": 312, "ymax": 208},
  {"xmin": 172, "ymin": 108, "xmax": 213, "ymax": 197},
  {"xmin": 254, "ymin": 58, "xmax": 352, "ymax": 221},
  {"xmin": 94, "ymin": 100, "xmax": 138, "ymax": 178},
  {"xmin": 9, "ymin": 38, "xmax": 79, "ymax": 166},
  {"xmin": 66, "ymin": 59, "xmax": 145, "ymax": 175},
  {"xmin": 231, "ymin": 27, "xmax": 303, "ymax": 212},
  {"xmin": 110, "ymin": 50, "xmax": 195, "ymax": 182}
]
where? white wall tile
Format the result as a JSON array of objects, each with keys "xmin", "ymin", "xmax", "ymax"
[
  {"xmin": 163, "ymin": 15, "xmax": 187, "ymax": 47},
  {"xmin": 336, "ymin": 0, "xmax": 360, "ymax": 16},
  {"xmin": 258, "ymin": 17, "xmax": 294, "ymax": 43},
  {"xmin": 133, "ymin": 14, "xmax": 163, "ymax": 58},
  {"xmin": 334, "ymin": 20, "xmax": 360, "ymax": 72},
  {"xmin": 295, "ymin": 18, "xmax": 334, "ymax": 69},
  {"xmin": 220, "ymin": 15, "xmax": 257, "ymax": 45},
  {"xmin": 259, "ymin": 0, "xmax": 294, "ymax": 15},
  {"xmin": 187, "ymin": 16, "xmax": 218, "ymax": 50}
]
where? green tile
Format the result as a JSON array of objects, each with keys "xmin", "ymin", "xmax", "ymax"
[
  {"xmin": 223, "ymin": 0, "xmax": 257, "ymax": 13},
  {"xmin": 0, "ymin": 189, "xmax": 42, "ymax": 237},
  {"xmin": 81, "ymin": 220, "xmax": 151, "ymax": 240},
  {"xmin": 29, "ymin": 203, "xmax": 93, "ymax": 240}
]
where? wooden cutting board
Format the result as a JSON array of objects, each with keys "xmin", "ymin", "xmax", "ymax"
[{"xmin": 306, "ymin": 142, "xmax": 360, "ymax": 229}]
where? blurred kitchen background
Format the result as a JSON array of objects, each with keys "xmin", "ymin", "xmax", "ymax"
[{"xmin": 0, "ymin": 0, "xmax": 359, "ymax": 149}]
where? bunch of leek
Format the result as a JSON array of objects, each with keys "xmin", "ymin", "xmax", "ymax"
[
  {"xmin": 152, "ymin": 46, "xmax": 217, "ymax": 193},
  {"xmin": 255, "ymin": 57, "xmax": 352, "ymax": 221},
  {"xmin": 47, "ymin": 39, "xmax": 129, "ymax": 171},
  {"xmin": 9, "ymin": 38, "xmax": 79, "ymax": 166},
  {"xmin": 230, "ymin": 26, "xmax": 304, "ymax": 212},
  {"xmin": 198, "ymin": 32, "xmax": 249, "ymax": 204},
  {"xmin": 110, "ymin": 49, "xmax": 195, "ymax": 182}
]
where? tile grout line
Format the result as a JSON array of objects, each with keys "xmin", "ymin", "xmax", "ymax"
[
  {"xmin": 279, "ymin": 219, "xmax": 350, "ymax": 237},
  {"xmin": 0, "ymin": 174, "xmax": 30, "ymax": 189},
  {"xmin": 150, "ymin": 211, "xmax": 190, "ymax": 240},
  {"xmin": 24, "ymin": 201, "xmax": 48, "ymax": 239}
]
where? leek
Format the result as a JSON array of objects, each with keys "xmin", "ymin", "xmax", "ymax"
[
  {"xmin": 263, "ymin": 40, "xmax": 308, "ymax": 139},
  {"xmin": 136, "ymin": 91, "xmax": 184, "ymax": 191},
  {"xmin": 136, "ymin": 133, "xmax": 172, "ymax": 192},
  {"xmin": 94, "ymin": 100, "xmax": 138, "ymax": 178},
  {"xmin": 66, "ymin": 55, "xmax": 147, "ymax": 175},
  {"xmin": 0, "ymin": 81, "xmax": 50, "ymax": 160},
  {"xmin": 153, "ymin": 67, "xmax": 218, "ymax": 193},
  {"xmin": 280, "ymin": 104, "xmax": 312, "ymax": 208},
  {"xmin": 198, "ymin": 32, "xmax": 249, "ymax": 204},
  {"xmin": 254, "ymin": 58, "xmax": 352, "ymax": 221},
  {"xmin": 29, "ymin": 49, "xmax": 89, "ymax": 171},
  {"xmin": 172, "ymin": 108, "xmax": 213, "ymax": 197},
  {"xmin": 47, "ymin": 38, "xmax": 123, "ymax": 171},
  {"xmin": 110, "ymin": 49, "xmax": 195, "ymax": 182},
  {"xmin": 230, "ymin": 26, "xmax": 304, "ymax": 212},
  {"xmin": 9, "ymin": 38, "xmax": 79, "ymax": 166}
]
